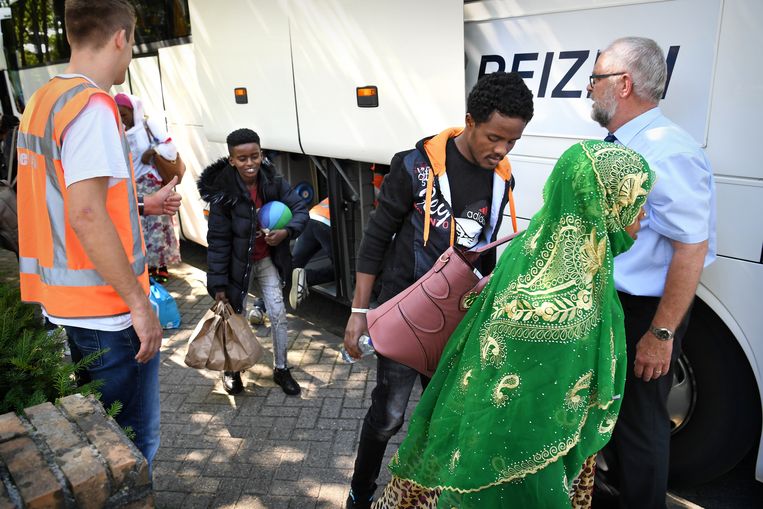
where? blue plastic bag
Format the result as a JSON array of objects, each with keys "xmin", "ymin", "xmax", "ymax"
[{"xmin": 149, "ymin": 278, "xmax": 181, "ymax": 329}]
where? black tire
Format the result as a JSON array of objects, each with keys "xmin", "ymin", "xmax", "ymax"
[{"xmin": 668, "ymin": 299, "xmax": 762, "ymax": 487}]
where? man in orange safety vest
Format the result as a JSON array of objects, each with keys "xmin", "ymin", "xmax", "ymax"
[{"xmin": 16, "ymin": 0, "xmax": 180, "ymax": 467}]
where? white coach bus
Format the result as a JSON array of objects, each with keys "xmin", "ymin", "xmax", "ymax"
[{"xmin": 2, "ymin": 0, "xmax": 760, "ymax": 487}]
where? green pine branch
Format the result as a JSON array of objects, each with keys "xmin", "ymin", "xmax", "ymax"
[
  {"xmin": 1, "ymin": 282, "xmax": 136, "ymax": 442},
  {"xmin": 0, "ymin": 284, "xmax": 103, "ymax": 411}
]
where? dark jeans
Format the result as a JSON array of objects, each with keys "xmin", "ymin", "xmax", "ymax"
[
  {"xmin": 350, "ymin": 354, "xmax": 429, "ymax": 498},
  {"xmin": 64, "ymin": 325, "xmax": 161, "ymax": 466},
  {"xmin": 291, "ymin": 219, "xmax": 334, "ymax": 285},
  {"xmin": 597, "ymin": 292, "xmax": 690, "ymax": 509}
]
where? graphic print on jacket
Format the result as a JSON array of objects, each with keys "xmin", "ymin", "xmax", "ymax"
[
  {"xmin": 412, "ymin": 137, "xmax": 494, "ymax": 249},
  {"xmin": 413, "ymin": 184, "xmax": 490, "ymax": 249},
  {"xmin": 355, "ymin": 128, "xmax": 514, "ymax": 303}
]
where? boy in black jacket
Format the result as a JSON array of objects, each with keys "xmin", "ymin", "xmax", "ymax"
[{"xmin": 198, "ymin": 128, "xmax": 308, "ymax": 395}]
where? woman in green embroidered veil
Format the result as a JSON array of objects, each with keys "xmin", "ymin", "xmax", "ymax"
[{"xmin": 372, "ymin": 140, "xmax": 654, "ymax": 509}]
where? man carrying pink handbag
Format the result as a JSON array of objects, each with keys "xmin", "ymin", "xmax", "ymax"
[{"xmin": 342, "ymin": 72, "xmax": 534, "ymax": 509}]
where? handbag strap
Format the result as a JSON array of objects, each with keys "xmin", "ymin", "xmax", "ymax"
[
  {"xmin": 144, "ymin": 119, "xmax": 167, "ymax": 147},
  {"xmin": 143, "ymin": 119, "xmax": 154, "ymax": 146},
  {"xmin": 472, "ymin": 230, "xmax": 522, "ymax": 254}
]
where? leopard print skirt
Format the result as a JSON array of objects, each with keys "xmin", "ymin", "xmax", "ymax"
[
  {"xmin": 569, "ymin": 455, "xmax": 596, "ymax": 509},
  {"xmin": 372, "ymin": 476, "xmax": 440, "ymax": 509},
  {"xmin": 372, "ymin": 455, "xmax": 596, "ymax": 509}
]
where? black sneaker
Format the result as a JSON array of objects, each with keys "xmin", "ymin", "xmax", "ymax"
[
  {"xmin": 273, "ymin": 367, "xmax": 301, "ymax": 396},
  {"xmin": 345, "ymin": 489, "xmax": 373, "ymax": 509},
  {"xmin": 222, "ymin": 371, "xmax": 243, "ymax": 395}
]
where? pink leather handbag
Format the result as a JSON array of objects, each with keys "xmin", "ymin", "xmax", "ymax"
[{"xmin": 367, "ymin": 232, "xmax": 521, "ymax": 378}]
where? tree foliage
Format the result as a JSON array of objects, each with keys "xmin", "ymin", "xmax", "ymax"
[
  {"xmin": 10, "ymin": 0, "xmax": 67, "ymax": 67},
  {"xmin": 0, "ymin": 282, "xmax": 104, "ymax": 414}
]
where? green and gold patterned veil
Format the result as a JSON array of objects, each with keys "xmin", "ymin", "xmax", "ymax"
[{"xmin": 385, "ymin": 140, "xmax": 654, "ymax": 507}]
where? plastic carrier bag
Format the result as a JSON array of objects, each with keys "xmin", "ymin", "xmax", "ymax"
[{"xmin": 149, "ymin": 277, "xmax": 181, "ymax": 329}]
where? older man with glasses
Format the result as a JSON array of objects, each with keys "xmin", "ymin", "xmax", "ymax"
[{"xmin": 587, "ymin": 37, "xmax": 717, "ymax": 509}]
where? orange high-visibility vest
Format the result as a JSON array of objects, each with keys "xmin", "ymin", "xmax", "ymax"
[
  {"xmin": 309, "ymin": 197, "xmax": 330, "ymax": 226},
  {"xmin": 16, "ymin": 76, "xmax": 148, "ymax": 318}
]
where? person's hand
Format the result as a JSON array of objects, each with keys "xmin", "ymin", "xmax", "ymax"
[
  {"xmin": 141, "ymin": 147, "xmax": 156, "ymax": 164},
  {"xmin": 143, "ymin": 176, "xmax": 182, "ymax": 215},
  {"xmin": 131, "ymin": 300, "xmax": 163, "ymax": 363},
  {"xmin": 214, "ymin": 291, "xmax": 228, "ymax": 303},
  {"xmin": 633, "ymin": 331, "xmax": 673, "ymax": 382},
  {"xmin": 264, "ymin": 228, "xmax": 288, "ymax": 246},
  {"xmin": 343, "ymin": 312, "xmax": 368, "ymax": 359}
]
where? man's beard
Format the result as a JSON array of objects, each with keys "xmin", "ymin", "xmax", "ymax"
[{"xmin": 591, "ymin": 87, "xmax": 618, "ymax": 128}]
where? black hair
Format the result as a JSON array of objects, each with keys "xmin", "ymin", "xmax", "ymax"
[
  {"xmin": 467, "ymin": 72, "xmax": 534, "ymax": 124},
  {"xmin": 226, "ymin": 128, "xmax": 261, "ymax": 152}
]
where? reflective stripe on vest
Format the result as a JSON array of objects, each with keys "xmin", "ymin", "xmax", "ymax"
[{"xmin": 16, "ymin": 76, "xmax": 148, "ymax": 318}]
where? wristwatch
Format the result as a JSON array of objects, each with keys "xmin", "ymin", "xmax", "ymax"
[
  {"xmin": 137, "ymin": 195, "xmax": 144, "ymax": 216},
  {"xmin": 649, "ymin": 325, "xmax": 674, "ymax": 341}
]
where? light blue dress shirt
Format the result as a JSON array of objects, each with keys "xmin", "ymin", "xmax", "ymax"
[{"xmin": 612, "ymin": 107, "xmax": 716, "ymax": 297}]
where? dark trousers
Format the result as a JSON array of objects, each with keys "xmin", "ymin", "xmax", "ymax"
[
  {"xmin": 64, "ymin": 325, "xmax": 161, "ymax": 466},
  {"xmin": 350, "ymin": 354, "xmax": 429, "ymax": 497},
  {"xmin": 598, "ymin": 292, "xmax": 690, "ymax": 509},
  {"xmin": 291, "ymin": 219, "xmax": 334, "ymax": 285}
]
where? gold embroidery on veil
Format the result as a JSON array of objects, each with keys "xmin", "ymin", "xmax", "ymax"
[{"xmin": 488, "ymin": 215, "xmax": 607, "ymax": 343}]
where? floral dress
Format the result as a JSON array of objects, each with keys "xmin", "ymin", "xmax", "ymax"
[
  {"xmin": 136, "ymin": 172, "xmax": 181, "ymax": 268},
  {"xmin": 121, "ymin": 93, "xmax": 181, "ymax": 270}
]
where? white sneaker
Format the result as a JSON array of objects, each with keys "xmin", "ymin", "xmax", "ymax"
[
  {"xmin": 248, "ymin": 306, "xmax": 265, "ymax": 325},
  {"xmin": 289, "ymin": 268, "xmax": 308, "ymax": 309}
]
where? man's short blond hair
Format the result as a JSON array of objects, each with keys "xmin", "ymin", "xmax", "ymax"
[{"xmin": 65, "ymin": 0, "xmax": 136, "ymax": 49}]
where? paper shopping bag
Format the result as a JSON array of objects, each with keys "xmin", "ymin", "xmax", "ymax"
[
  {"xmin": 220, "ymin": 303, "xmax": 263, "ymax": 372},
  {"xmin": 185, "ymin": 301, "xmax": 226, "ymax": 370}
]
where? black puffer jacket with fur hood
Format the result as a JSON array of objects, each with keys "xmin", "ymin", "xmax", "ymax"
[{"xmin": 197, "ymin": 157, "xmax": 308, "ymax": 313}]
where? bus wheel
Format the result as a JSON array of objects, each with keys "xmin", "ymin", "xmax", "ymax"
[{"xmin": 668, "ymin": 300, "xmax": 761, "ymax": 486}]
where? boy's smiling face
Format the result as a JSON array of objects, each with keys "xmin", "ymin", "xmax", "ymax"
[{"xmin": 229, "ymin": 142, "xmax": 262, "ymax": 185}]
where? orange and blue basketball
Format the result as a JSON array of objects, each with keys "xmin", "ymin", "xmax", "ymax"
[{"xmin": 258, "ymin": 201, "xmax": 292, "ymax": 230}]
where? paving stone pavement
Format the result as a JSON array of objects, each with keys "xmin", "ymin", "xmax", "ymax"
[{"xmin": 0, "ymin": 249, "xmax": 421, "ymax": 508}]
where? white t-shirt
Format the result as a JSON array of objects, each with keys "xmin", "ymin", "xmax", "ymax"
[{"xmin": 46, "ymin": 74, "xmax": 133, "ymax": 331}]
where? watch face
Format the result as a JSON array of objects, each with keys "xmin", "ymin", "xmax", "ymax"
[{"xmin": 651, "ymin": 327, "xmax": 671, "ymax": 340}]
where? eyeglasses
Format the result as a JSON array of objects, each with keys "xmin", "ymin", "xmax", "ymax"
[{"xmin": 589, "ymin": 72, "xmax": 626, "ymax": 88}]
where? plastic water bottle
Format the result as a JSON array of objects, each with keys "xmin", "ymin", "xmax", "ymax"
[{"xmin": 341, "ymin": 334, "xmax": 375, "ymax": 363}]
